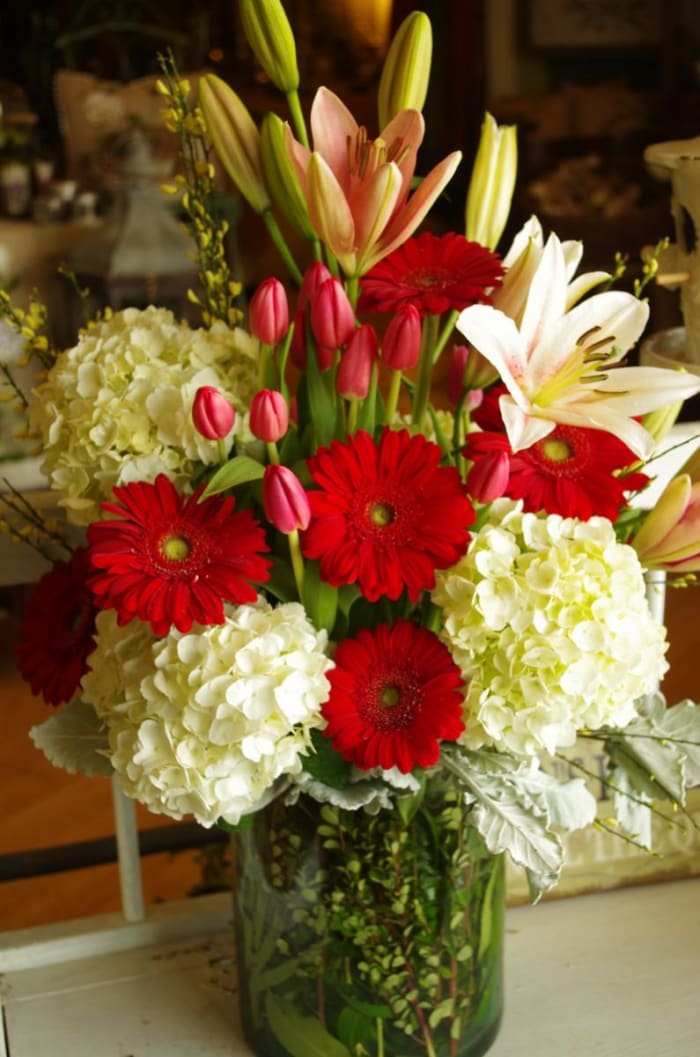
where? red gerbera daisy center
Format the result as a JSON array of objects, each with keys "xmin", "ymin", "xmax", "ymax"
[
  {"xmin": 405, "ymin": 267, "xmax": 452, "ymax": 290},
  {"xmin": 539, "ymin": 437, "xmax": 574, "ymax": 464},
  {"xmin": 159, "ymin": 532, "xmax": 193, "ymax": 563},
  {"xmin": 368, "ymin": 501, "xmax": 395, "ymax": 528},
  {"xmin": 359, "ymin": 673, "xmax": 420, "ymax": 731}
]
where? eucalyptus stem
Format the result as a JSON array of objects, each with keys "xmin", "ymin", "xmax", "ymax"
[
  {"xmin": 262, "ymin": 209, "xmax": 303, "ymax": 283},
  {"xmin": 376, "ymin": 1016, "xmax": 385, "ymax": 1057},
  {"xmin": 411, "ymin": 314, "xmax": 439, "ymax": 430}
]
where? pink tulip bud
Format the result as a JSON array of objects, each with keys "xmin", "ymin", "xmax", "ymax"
[
  {"xmin": 448, "ymin": 343, "xmax": 499, "ymax": 403},
  {"xmin": 192, "ymin": 386, "xmax": 236, "ymax": 440},
  {"xmin": 310, "ymin": 277, "xmax": 356, "ymax": 348},
  {"xmin": 263, "ymin": 464, "xmax": 311, "ymax": 533},
  {"xmin": 249, "ymin": 277, "xmax": 289, "ymax": 344},
  {"xmin": 381, "ymin": 304, "xmax": 421, "ymax": 370},
  {"xmin": 447, "ymin": 345, "xmax": 470, "ymax": 405},
  {"xmin": 250, "ymin": 389, "xmax": 289, "ymax": 442},
  {"xmin": 467, "ymin": 451, "xmax": 510, "ymax": 503},
  {"xmin": 298, "ymin": 261, "xmax": 332, "ymax": 313},
  {"xmin": 337, "ymin": 324, "xmax": 377, "ymax": 398},
  {"xmin": 315, "ymin": 344, "xmax": 334, "ymax": 372}
]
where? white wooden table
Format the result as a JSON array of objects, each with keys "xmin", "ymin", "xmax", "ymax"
[{"xmin": 1, "ymin": 879, "xmax": 698, "ymax": 1056}]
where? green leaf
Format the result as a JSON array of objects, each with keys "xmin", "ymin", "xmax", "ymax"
[
  {"xmin": 264, "ymin": 556, "xmax": 299, "ymax": 603},
  {"xmin": 337, "ymin": 1007, "xmax": 375, "ymax": 1050},
  {"xmin": 200, "ymin": 454, "xmax": 264, "ymax": 497},
  {"xmin": 265, "ymin": 993, "xmax": 352, "ymax": 1057},
  {"xmin": 304, "ymin": 338, "xmax": 338, "ymax": 447},
  {"xmin": 302, "ymin": 729, "xmax": 352, "ymax": 790},
  {"xmin": 30, "ymin": 699, "xmax": 112, "ymax": 778},
  {"xmin": 302, "ymin": 560, "xmax": 338, "ymax": 633}
]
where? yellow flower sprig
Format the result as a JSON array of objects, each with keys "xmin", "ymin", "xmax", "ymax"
[
  {"xmin": 0, "ymin": 289, "xmax": 53, "ymax": 371},
  {"xmin": 157, "ymin": 54, "xmax": 243, "ymax": 329},
  {"xmin": 0, "ymin": 484, "xmax": 72, "ymax": 562}
]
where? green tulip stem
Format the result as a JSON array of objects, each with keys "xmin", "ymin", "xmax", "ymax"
[
  {"xmin": 432, "ymin": 308, "xmax": 459, "ymax": 364},
  {"xmin": 288, "ymin": 528, "xmax": 305, "ymax": 599},
  {"xmin": 216, "ymin": 439, "xmax": 228, "ymax": 464},
  {"xmin": 286, "ymin": 89, "xmax": 310, "ymax": 149},
  {"xmin": 411, "ymin": 314, "xmax": 439, "ymax": 430},
  {"xmin": 346, "ymin": 275, "xmax": 359, "ymax": 311},
  {"xmin": 262, "ymin": 209, "xmax": 303, "ymax": 284},
  {"xmin": 257, "ymin": 340, "xmax": 272, "ymax": 389},
  {"xmin": 384, "ymin": 369, "xmax": 402, "ymax": 424},
  {"xmin": 266, "ymin": 441, "xmax": 281, "ymax": 466},
  {"xmin": 347, "ymin": 397, "xmax": 359, "ymax": 434}
]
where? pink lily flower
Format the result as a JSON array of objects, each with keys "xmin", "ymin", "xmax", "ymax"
[
  {"xmin": 457, "ymin": 233, "xmax": 700, "ymax": 458},
  {"xmin": 286, "ymin": 87, "xmax": 461, "ymax": 277},
  {"xmin": 632, "ymin": 474, "xmax": 700, "ymax": 573}
]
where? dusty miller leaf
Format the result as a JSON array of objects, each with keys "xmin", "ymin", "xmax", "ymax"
[
  {"xmin": 513, "ymin": 764, "xmax": 598, "ymax": 832},
  {"xmin": 604, "ymin": 693, "xmax": 690, "ymax": 805},
  {"xmin": 444, "ymin": 748, "xmax": 564, "ymax": 896},
  {"xmin": 612, "ymin": 769, "xmax": 652, "ymax": 847},
  {"xmin": 30, "ymin": 699, "xmax": 112, "ymax": 778}
]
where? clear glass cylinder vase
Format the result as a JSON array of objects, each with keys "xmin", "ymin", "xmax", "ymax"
[{"xmin": 232, "ymin": 777, "xmax": 504, "ymax": 1057}]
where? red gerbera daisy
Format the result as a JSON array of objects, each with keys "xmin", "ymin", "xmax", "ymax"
[
  {"xmin": 16, "ymin": 547, "xmax": 98, "ymax": 706},
  {"xmin": 87, "ymin": 474, "xmax": 271, "ymax": 635},
  {"xmin": 323, "ymin": 619, "xmax": 465, "ymax": 773},
  {"xmin": 465, "ymin": 424, "xmax": 649, "ymax": 521},
  {"xmin": 358, "ymin": 231, "xmax": 504, "ymax": 316},
  {"xmin": 301, "ymin": 428, "xmax": 475, "ymax": 601}
]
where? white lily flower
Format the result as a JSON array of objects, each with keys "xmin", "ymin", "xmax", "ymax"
[
  {"xmin": 457, "ymin": 233, "xmax": 700, "ymax": 458},
  {"xmin": 494, "ymin": 216, "xmax": 609, "ymax": 323}
]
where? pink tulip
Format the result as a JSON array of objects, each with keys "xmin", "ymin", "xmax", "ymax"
[
  {"xmin": 191, "ymin": 386, "xmax": 235, "ymax": 440},
  {"xmin": 250, "ymin": 389, "xmax": 289, "ymax": 442},
  {"xmin": 298, "ymin": 261, "xmax": 332, "ymax": 313},
  {"xmin": 447, "ymin": 344, "xmax": 498, "ymax": 404},
  {"xmin": 467, "ymin": 450, "xmax": 510, "ymax": 503},
  {"xmin": 337, "ymin": 324, "xmax": 378, "ymax": 398},
  {"xmin": 285, "ymin": 86, "xmax": 462, "ymax": 276},
  {"xmin": 263, "ymin": 464, "xmax": 311, "ymax": 533},
  {"xmin": 310, "ymin": 277, "xmax": 356, "ymax": 348},
  {"xmin": 381, "ymin": 304, "xmax": 421, "ymax": 370},
  {"xmin": 632, "ymin": 474, "xmax": 700, "ymax": 573},
  {"xmin": 249, "ymin": 277, "xmax": 289, "ymax": 344}
]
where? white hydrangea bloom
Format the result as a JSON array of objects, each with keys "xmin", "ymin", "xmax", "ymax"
[
  {"xmin": 30, "ymin": 306, "xmax": 258, "ymax": 524},
  {"xmin": 80, "ymin": 599, "xmax": 333, "ymax": 826},
  {"xmin": 433, "ymin": 500, "xmax": 668, "ymax": 757}
]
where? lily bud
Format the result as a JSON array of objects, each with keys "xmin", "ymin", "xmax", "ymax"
[
  {"xmin": 263, "ymin": 464, "xmax": 311, "ymax": 533},
  {"xmin": 381, "ymin": 304, "xmax": 421, "ymax": 370},
  {"xmin": 298, "ymin": 261, "xmax": 332, "ymax": 313},
  {"xmin": 310, "ymin": 277, "xmax": 356, "ymax": 348},
  {"xmin": 260, "ymin": 112, "xmax": 315, "ymax": 238},
  {"xmin": 447, "ymin": 344, "xmax": 499, "ymax": 404},
  {"xmin": 465, "ymin": 112, "xmax": 517, "ymax": 249},
  {"xmin": 249, "ymin": 277, "xmax": 289, "ymax": 344},
  {"xmin": 239, "ymin": 0, "xmax": 299, "ymax": 93},
  {"xmin": 199, "ymin": 74, "xmax": 270, "ymax": 214},
  {"xmin": 378, "ymin": 11, "xmax": 432, "ymax": 129},
  {"xmin": 641, "ymin": 401, "xmax": 683, "ymax": 447},
  {"xmin": 192, "ymin": 386, "xmax": 235, "ymax": 440},
  {"xmin": 250, "ymin": 389, "xmax": 289, "ymax": 442},
  {"xmin": 631, "ymin": 474, "xmax": 700, "ymax": 572},
  {"xmin": 467, "ymin": 451, "xmax": 510, "ymax": 503},
  {"xmin": 337, "ymin": 325, "xmax": 378, "ymax": 399}
]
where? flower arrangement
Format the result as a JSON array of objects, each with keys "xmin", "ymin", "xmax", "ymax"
[{"xmin": 3, "ymin": 3, "xmax": 700, "ymax": 1055}]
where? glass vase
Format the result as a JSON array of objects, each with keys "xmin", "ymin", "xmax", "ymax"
[{"xmin": 232, "ymin": 776, "xmax": 504, "ymax": 1057}]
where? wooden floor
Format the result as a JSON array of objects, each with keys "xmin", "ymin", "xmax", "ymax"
[{"xmin": 1, "ymin": 582, "xmax": 698, "ymax": 934}]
